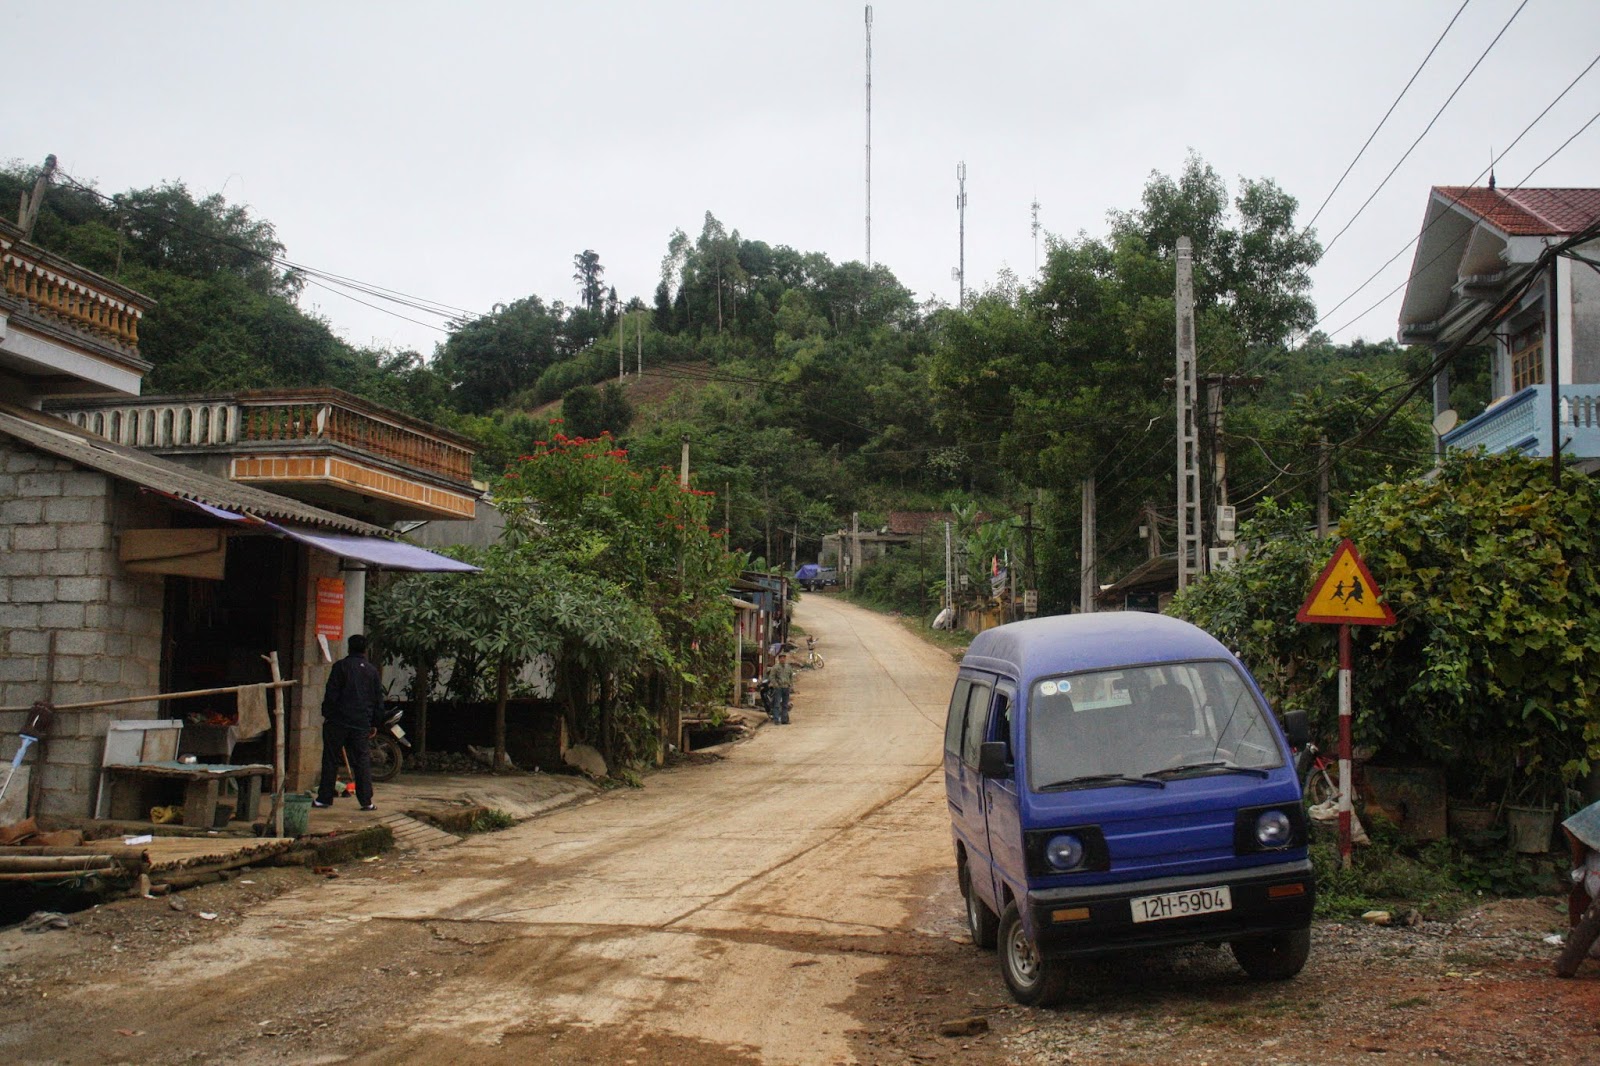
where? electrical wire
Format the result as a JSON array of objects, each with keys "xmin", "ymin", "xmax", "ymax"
[
  {"xmin": 1318, "ymin": 0, "xmax": 1532, "ymax": 259},
  {"xmin": 1310, "ymin": 51, "xmax": 1600, "ymax": 337},
  {"xmin": 1303, "ymin": 0, "xmax": 1472, "ymax": 233}
]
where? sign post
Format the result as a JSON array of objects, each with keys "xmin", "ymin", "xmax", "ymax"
[{"xmin": 1296, "ymin": 538, "xmax": 1396, "ymax": 867}]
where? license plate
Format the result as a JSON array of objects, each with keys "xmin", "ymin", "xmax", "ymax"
[{"xmin": 1130, "ymin": 885, "xmax": 1232, "ymax": 923}]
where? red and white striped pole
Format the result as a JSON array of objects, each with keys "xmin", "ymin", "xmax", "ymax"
[{"xmin": 1338, "ymin": 623, "xmax": 1354, "ymax": 868}]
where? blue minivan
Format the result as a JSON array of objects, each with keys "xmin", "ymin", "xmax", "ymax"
[{"xmin": 944, "ymin": 612, "xmax": 1314, "ymax": 1005}]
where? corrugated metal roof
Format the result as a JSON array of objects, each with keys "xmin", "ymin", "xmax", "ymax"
[
  {"xmin": 1434, "ymin": 186, "xmax": 1600, "ymax": 236},
  {"xmin": 0, "ymin": 403, "xmax": 392, "ymax": 537}
]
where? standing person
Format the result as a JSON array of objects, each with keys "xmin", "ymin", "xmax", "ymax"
[
  {"xmin": 768, "ymin": 654, "xmax": 797, "ymax": 725},
  {"xmin": 314, "ymin": 634, "xmax": 384, "ymax": 811}
]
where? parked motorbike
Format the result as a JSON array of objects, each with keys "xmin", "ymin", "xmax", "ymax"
[{"xmin": 370, "ymin": 706, "xmax": 410, "ymax": 782}]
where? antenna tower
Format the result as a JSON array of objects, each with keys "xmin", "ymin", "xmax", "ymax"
[
  {"xmin": 956, "ymin": 161, "xmax": 968, "ymax": 306},
  {"xmin": 1030, "ymin": 196, "xmax": 1041, "ymax": 272},
  {"xmin": 865, "ymin": 6, "xmax": 873, "ymax": 269}
]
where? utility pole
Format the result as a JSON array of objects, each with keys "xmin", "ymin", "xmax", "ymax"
[
  {"xmin": 1022, "ymin": 502, "xmax": 1035, "ymax": 598},
  {"xmin": 724, "ymin": 481, "xmax": 731, "ymax": 533},
  {"xmin": 955, "ymin": 162, "xmax": 968, "ymax": 307},
  {"xmin": 679, "ymin": 434, "xmax": 690, "ymax": 489},
  {"xmin": 619, "ymin": 319, "xmax": 626, "ymax": 382},
  {"xmin": 944, "ymin": 520, "xmax": 953, "ymax": 611},
  {"xmin": 1080, "ymin": 478, "xmax": 1097, "ymax": 614},
  {"xmin": 789, "ymin": 526, "xmax": 798, "ymax": 572},
  {"xmin": 1142, "ymin": 502, "xmax": 1163, "ymax": 561},
  {"xmin": 1174, "ymin": 237, "xmax": 1204, "ymax": 590},
  {"xmin": 636, "ymin": 313, "xmax": 643, "ymax": 376},
  {"xmin": 850, "ymin": 511, "xmax": 861, "ymax": 591},
  {"xmin": 864, "ymin": 5, "xmax": 873, "ymax": 269},
  {"xmin": 18, "ymin": 154, "xmax": 57, "ymax": 241},
  {"xmin": 1549, "ymin": 258, "xmax": 1563, "ymax": 490},
  {"xmin": 1200, "ymin": 373, "xmax": 1260, "ymax": 550},
  {"xmin": 1317, "ymin": 437, "xmax": 1331, "ymax": 538}
]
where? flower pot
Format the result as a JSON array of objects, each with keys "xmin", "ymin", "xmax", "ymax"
[
  {"xmin": 1505, "ymin": 804, "xmax": 1555, "ymax": 854},
  {"xmin": 1447, "ymin": 804, "xmax": 1496, "ymax": 836}
]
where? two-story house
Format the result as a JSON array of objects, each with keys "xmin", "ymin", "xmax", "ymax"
[
  {"xmin": 0, "ymin": 216, "xmax": 476, "ymax": 819},
  {"xmin": 1397, "ymin": 185, "xmax": 1600, "ymax": 461}
]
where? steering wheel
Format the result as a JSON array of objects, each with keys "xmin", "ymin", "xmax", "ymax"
[{"xmin": 1163, "ymin": 747, "xmax": 1233, "ymax": 769}]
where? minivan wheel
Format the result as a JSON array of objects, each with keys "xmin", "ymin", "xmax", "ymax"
[
  {"xmin": 1231, "ymin": 926, "xmax": 1311, "ymax": 980},
  {"xmin": 999, "ymin": 902, "xmax": 1066, "ymax": 1007},
  {"xmin": 959, "ymin": 859, "xmax": 998, "ymax": 950}
]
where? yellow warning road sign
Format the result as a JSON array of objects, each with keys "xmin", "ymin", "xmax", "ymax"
[{"xmin": 1297, "ymin": 538, "xmax": 1396, "ymax": 626}]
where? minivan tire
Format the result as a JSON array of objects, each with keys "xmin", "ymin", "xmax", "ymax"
[
  {"xmin": 999, "ymin": 902, "xmax": 1066, "ymax": 1006},
  {"xmin": 959, "ymin": 859, "xmax": 998, "ymax": 950},
  {"xmin": 1231, "ymin": 926, "xmax": 1311, "ymax": 980}
]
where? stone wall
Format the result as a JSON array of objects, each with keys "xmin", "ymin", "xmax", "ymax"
[{"xmin": 0, "ymin": 437, "xmax": 167, "ymax": 819}]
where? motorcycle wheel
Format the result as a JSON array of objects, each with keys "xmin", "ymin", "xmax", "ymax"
[{"xmin": 370, "ymin": 734, "xmax": 404, "ymax": 782}]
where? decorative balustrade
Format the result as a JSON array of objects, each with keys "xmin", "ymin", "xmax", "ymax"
[
  {"xmin": 1443, "ymin": 384, "xmax": 1600, "ymax": 459},
  {"xmin": 237, "ymin": 399, "xmax": 474, "ymax": 484},
  {"xmin": 1, "ymin": 241, "xmax": 143, "ymax": 351},
  {"xmin": 54, "ymin": 392, "xmax": 474, "ymax": 486}
]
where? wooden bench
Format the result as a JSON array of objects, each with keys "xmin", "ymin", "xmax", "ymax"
[{"xmin": 103, "ymin": 761, "xmax": 274, "ymax": 827}]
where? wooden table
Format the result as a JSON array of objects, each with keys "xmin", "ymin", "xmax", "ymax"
[{"xmin": 104, "ymin": 761, "xmax": 274, "ymax": 827}]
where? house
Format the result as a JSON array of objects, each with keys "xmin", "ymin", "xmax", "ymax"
[
  {"xmin": 0, "ymin": 217, "xmax": 474, "ymax": 820},
  {"xmin": 1397, "ymin": 185, "xmax": 1600, "ymax": 461}
]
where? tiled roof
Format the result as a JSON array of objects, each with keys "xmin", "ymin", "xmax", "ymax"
[
  {"xmin": 0, "ymin": 403, "xmax": 392, "ymax": 537},
  {"xmin": 1434, "ymin": 186, "xmax": 1600, "ymax": 236},
  {"xmin": 886, "ymin": 511, "xmax": 957, "ymax": 535}
]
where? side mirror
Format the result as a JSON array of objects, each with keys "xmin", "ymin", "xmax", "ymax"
[
  {"xmin": 978, "ymin": 741, "xmax": 1012, "ymax": 779},
  {"xmin": 1281, "ymin": 708, "xmax": 1309, "ymax": 749}
]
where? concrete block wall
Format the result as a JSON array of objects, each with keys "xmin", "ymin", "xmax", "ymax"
[
  {"xmin": 0, "ymin": 438, "xmax": 166, "ymax": 820},
  {"xmin": 286, "ymin": 550, "xmax": 339, "ymax": 790}
]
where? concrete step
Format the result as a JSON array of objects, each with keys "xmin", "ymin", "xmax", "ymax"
[{"xmin": 380, "ymin": 812, "xmax": 460, "ymax": 852}]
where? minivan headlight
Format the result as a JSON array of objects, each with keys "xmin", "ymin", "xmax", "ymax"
[
  {"xmin": 1255, "ymin": 809, "xmax": 1293, "ymax": 848},
  {"xmin": 1044, "ymin": 833, "xmax": 1085, "ymax": 870}
]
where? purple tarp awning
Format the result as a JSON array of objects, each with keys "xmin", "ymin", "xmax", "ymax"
[{"xmin": 268, "ymin": 525, "xmax": 480, "ymax": 572}]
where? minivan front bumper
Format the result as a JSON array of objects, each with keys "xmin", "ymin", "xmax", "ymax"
[{"xmin": 1027, "ymin": 858, "xmax": 1315, "ymax": 958}]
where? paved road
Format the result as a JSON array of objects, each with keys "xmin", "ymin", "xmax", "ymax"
[{"xmin": 0, "ymin": 595, "xmax": 962, "ymax": 1065}]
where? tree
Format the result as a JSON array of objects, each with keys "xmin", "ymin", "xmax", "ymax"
[
  {"xmin": 434, "ymin": 296, "xmax": 563, "ymax": 413},
  {"xmin": 573, "ymin": 249, "xmax": 605, "ymax": 311}
]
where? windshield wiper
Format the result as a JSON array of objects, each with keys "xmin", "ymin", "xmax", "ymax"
[
  {"xmin": 1144, "ymin": 761, "xmax": 1270, "ymax": 779},
  {"xmin": 1038, "ymin": 773, "xmax": 1166, "ymax": 791}
]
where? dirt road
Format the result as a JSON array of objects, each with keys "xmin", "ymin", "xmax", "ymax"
[{"xmin": 0, "ymin": 595, "xmax": 966, "ymax": 1065}]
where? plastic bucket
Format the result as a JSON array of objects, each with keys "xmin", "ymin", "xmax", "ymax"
[
  {"xmin": 1506, "ymin": 805, "xmax": 1554, "ymax": 853},
  {"xmin": 280, "ymin": 792, "xmax": 313, "ymax": 837}
]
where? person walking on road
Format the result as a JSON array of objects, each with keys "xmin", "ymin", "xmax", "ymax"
[
  {"xmin": 314, "ymin": 634, "xmax": 384, "ymax": 811},
  {"xmin": 767, "ymin": 655, "xmax": 797, "ymax": 725}
]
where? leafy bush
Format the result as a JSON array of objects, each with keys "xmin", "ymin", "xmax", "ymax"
[
  {"xmin": 469, "ymin": 808, "xmax": 516, "ymax": 833},
  {"xmin": 1172, "ymin": 453, "xmax": 1600, "ymax": 804}
]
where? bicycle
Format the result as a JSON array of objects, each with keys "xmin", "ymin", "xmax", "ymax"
[{"xmin": 800, "ymin": 638, "xmax": 825, "ymax": 670}]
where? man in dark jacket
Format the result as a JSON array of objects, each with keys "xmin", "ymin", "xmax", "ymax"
[{"xmin": 314, "ymin": 634, "xmax": 384, "ymax": 811}]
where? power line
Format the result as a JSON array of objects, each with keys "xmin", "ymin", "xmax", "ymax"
[
  {"xmin": 1322, "ymin": 106, "xmax": 1600, "ymax": 339},
  {"xmin": 51, "ymin": 170, "xmax": 479, "ymax": 327},
  {"xmin": 1318, "ymin": 0, "xmax": 1531, "ymax": 259},
  {"xmin": 1303, "ymin": 0, "xmax": 1472, "ymax": 233},
  {"xmin": 1310, "ymin": 51, "xmax": 1600, "ymax": 339}
]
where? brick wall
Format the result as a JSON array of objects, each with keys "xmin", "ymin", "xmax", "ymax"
[{"xmin": 0, "ymin": 437, "xmax": 166, "ymax": 819}]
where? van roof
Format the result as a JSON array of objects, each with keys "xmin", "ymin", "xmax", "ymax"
[{"xmin": 960, "ymin": 612, "xmax": 1231, "ymax": 680}]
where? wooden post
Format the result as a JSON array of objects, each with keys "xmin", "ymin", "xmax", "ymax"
[{"xmin": 262, "ymin": 651, "xmax": 286, "ymax": 839}]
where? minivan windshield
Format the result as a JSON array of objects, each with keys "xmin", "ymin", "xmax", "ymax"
[{"xmin": 1026, "ymin": 659, "xmax": 1284, "ymax": 790}]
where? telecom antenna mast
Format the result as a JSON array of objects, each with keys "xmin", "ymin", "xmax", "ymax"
[
  {"xmin": 1175, "ymin": 236, "xmax": 1204, "ymax": 589},
  {"xmin": 1030, "ymin": 197, "xmax": 1041, "ymax": 273},
  {"xmin": 956, "ymin": 161, "xmax": 968, "ymax": 306},
  {"xmin": 864, "ymin": 5, "xmax": 873, "ymax": 269}
]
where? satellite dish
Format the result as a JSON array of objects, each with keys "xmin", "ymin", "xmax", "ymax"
[{"xmin": 1432, "ymin": 409, "xmax": 1459, "ymax": 436}]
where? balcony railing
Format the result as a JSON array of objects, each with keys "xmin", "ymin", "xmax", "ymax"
[
  {"xmin": 52, "ymin": 391, "xmax": 475, "ymax": 486},
  {"xmin": 1443, "ymin": 384, "xmax": 1600, "ymax": 460},
  {"xmin": 0, "ymin": 234, "xmax": 144, "ymax": 352}
]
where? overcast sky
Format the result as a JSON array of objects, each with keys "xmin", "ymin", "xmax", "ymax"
[{"xmin": 8, "ymin": 1, "xmax": 1599, "ymax": 358}]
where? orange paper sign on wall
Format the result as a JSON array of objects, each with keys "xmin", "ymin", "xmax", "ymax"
[
  {"xmin": 316, "ymin": 578, "xmax": 345, "ymax": 641},
  {"xmin": 1296, "ymin": 539, "xmax": 1396, "ymax": 626}
]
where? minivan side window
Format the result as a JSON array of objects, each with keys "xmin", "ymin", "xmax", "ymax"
[
  {"xmin": 944, "ymin": 678, "xmax": 972, "ymax": 757},
  {"xmin": 961, "ymin": 682, "xmax": 994, "ymax": 766}
]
